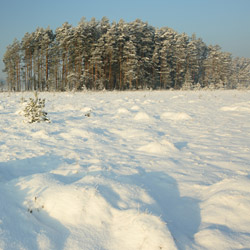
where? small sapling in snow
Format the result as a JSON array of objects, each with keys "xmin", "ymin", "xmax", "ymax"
[{"xmin": 23, "ymin": 92, "xmax": 50, "ymax": 123}]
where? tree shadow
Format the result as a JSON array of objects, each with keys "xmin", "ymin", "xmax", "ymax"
[
  {"xmin": 121, "ymin": 168, "xmax": 201, "ymax": 249},
  {"xmin": 94, "ymin": 161, "xmax": 201, "ymax": 249},
  {"xmin": 0, "ymin": 155, "xmax": 201, "ymax": 249},
  {"xmin": 174, "ymin": 141, "xmax": 188, "ymax": 150},
  {"xmin": 0, "ymin": 155, "xmax": 73, "ymax": 182},
  {"xmin": 0, "ymin": 155, "xmax": 70, "ymax": 249}
]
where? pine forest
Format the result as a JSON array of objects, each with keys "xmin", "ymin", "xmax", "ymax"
[{"xmin": 3, "ymin": 17, "xmax": 250, "ymax": 91}]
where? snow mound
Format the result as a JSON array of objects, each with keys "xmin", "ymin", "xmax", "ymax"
[
  {"xmin": 138, "ymin": 140, "xmax": 178, "ymax": 155},
  {"xmin": 171, "ymin": 95, "xmax": 183, "ymax": 99},
  {"xmin": 117, "ymin": 108, "xmax": 130, "ymax": 114},
  {"xmin": 110, "ymin": 128, "xmax": 147, "ymax": 139},
  {"xmin": 111, "ymin": 166, "xmax": 139, "ymax": 176},
  {"xmin": 195, "ymin": 176, "xmax": 250, "ymax": 249},
  {"xmin": 131, "ymin": 105, "xmax": 140, "ymax": 111},
  {"xmin": 81, "ymin": 107, "xmax": 92, "ymax": 113},
  {"xmin": 53, "ymin": 104, "xmax": 76, "ymax": 112},
  {"xmin": 59, "ymin": 132, "xmax": 73, "ymax": 140},
  {"xmin": 50, "ymin": 163, "xmax": 82, "ymax": 176},
  {"xmin": 161, "ymin": 112, "xmax": 191, "ymax": 121},
  {"xmin": 221, "ymin": 101, "xmax": 250, "ymax": 112},
  {"xmin": 31, "ymin": 130, "xmax": 50, "ymax": 140},
  {"xmin": 70, "ymin": 128, "xmax": 89, "ymax": 138},
  {"xmin": 16, "ymin": 173, "xmax": 176, "ymax": 249},
  {"xmin": 134, "ymin": 112, "xmax": 151, "ymax": 121}
]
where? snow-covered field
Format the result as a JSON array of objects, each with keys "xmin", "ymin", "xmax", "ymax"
[{"xmin": 0, "ymin": 90, "xmax": 250, "ymax": 250}]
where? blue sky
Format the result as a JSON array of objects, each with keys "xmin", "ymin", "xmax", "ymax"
[{"xmin": 1, "ymin": 0, "xmax": 250, "ymax": 80}]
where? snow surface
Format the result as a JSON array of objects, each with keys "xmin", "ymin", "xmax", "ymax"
[{"xmin": 0, "ymin": 90, "xmax": 250, "ymax": 250}]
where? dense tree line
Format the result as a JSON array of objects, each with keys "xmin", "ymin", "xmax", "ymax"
[{"xmin": 3, "ymin": 17, "xmax": 250, "ymax": 91}]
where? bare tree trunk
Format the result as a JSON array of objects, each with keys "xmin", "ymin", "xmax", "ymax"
[
  {"xmin": 46, "ymin": 48, "xmax": 49, "ymax": 83},
  {"xmin": 109, "ymin": 53, "xmax": 112, "ymax": 89}
]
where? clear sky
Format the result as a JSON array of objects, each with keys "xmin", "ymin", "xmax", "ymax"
[{"xmin": 1, "ymin": 0, "xmax": 250, "ymax": 80}]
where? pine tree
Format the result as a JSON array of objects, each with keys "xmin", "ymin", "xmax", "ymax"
[
  {"xmin": 231, "ymin": 57, "xmax": 250, "ymax": 89},
  {"xmin": 123, "ymin": 40, "xmax": 138, "ymax": 89},
  {"xmin": 103, "ymin": 21, "xmax": 119, "ymax": 90},
  {"xmin": 41, "ymin": 27, "xmax": 54, "ymax": 90},
  {"xmin": 21, "ymin": 32, "xmax": 35, "ymax": 91},
  {"xmin": 55, "ymin": 22, "xmax": 73, "ymax": 90},
  {"xmin": 23, "ymin": 92, "xmax": 50, "ymax": 123},
  {"xmin": 3, "ymin": 39, "xmax": 21, "ymax": 91},
  {"xmin": 3, "ymin": 16, "xmax": 250, "ymax": 91},
  {"xmin": 186, "ymin": 34, "xmax": 200, "ymax": 86},
  {"xmin": 157, "ymin": 27, "xmax": 177, "ymax": 89},
  {"xmin": 152, "ymin": 30, "xmax": 161, "ymax": 88},
  {"xmin": 173, "ymin": 33, "xmax": 188, "ymax": 89}
]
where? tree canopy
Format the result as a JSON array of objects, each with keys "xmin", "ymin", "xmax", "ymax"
[{"xmin": 3, "ymin": 17, "xmax": 250, "ymax": 91}]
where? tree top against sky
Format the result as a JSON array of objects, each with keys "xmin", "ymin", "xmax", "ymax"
[{"xmin": 1, "ymin": 0, "xmax": 250, "ymax": 80}]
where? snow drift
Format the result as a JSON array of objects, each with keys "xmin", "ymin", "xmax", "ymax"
[{"xmin": 0, "ymin": 90, "xmax": 250, "ymax": 249}]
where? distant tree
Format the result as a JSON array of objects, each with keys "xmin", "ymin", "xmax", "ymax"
[
  {"xmin": 203, "ymin": 45, "xmax": 221, "ymax": 87},
  {"xmin": 123, "ymin": 40, "xmax": 138, "ymax": 89},
  {"xmin": 103, "ymin": 21, "xmax": 119, "ymax": 89},
  {"xmin": 231, "ymin": 57, "xmax": 250, "ymax": 89},
  {"xmin": 156, "ymin": 27, "xmax": 177, "ymax": 89},
  {"xmin": 0, "ymin": 79, "xmax": 5, "ymax": 91},
  {"xmin": 152, "ymin": 30, "xmax": 161, "ymax": 88},
  {"xmin": 42, "ymin": 27, "xmax": 55, "ymax": 90},
  {"xmin": 55, "ymin": 22, "xmax": 73, "ymax": 90},
  {"xmin": 3, "ymin": 39, "xmax": 21, "ymax": 91},
  {"xmin": 128, "ymin": 19, "xmax": 155, "ymax": 89},
  {"xmin": 21, "ymin": 32, "xmax": 35, "ymax": 90},
  {"xmin": 202, "ymin": 45, "xmax": 232, "ymax": 89}
]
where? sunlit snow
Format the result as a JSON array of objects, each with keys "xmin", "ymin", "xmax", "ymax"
[{"xmin": 0, "ymin": 90, "xmax": 250, "ymax": 249}]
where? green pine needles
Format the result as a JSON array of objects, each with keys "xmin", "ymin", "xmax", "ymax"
[{"xmin": 23, "ymin": 92, "xmax": 50, "ymax": 123}]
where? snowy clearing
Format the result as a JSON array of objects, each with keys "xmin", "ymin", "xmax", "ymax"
[{"xmin": 0, "ymin": 90, "xmax": 250, "ymax": 250}]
